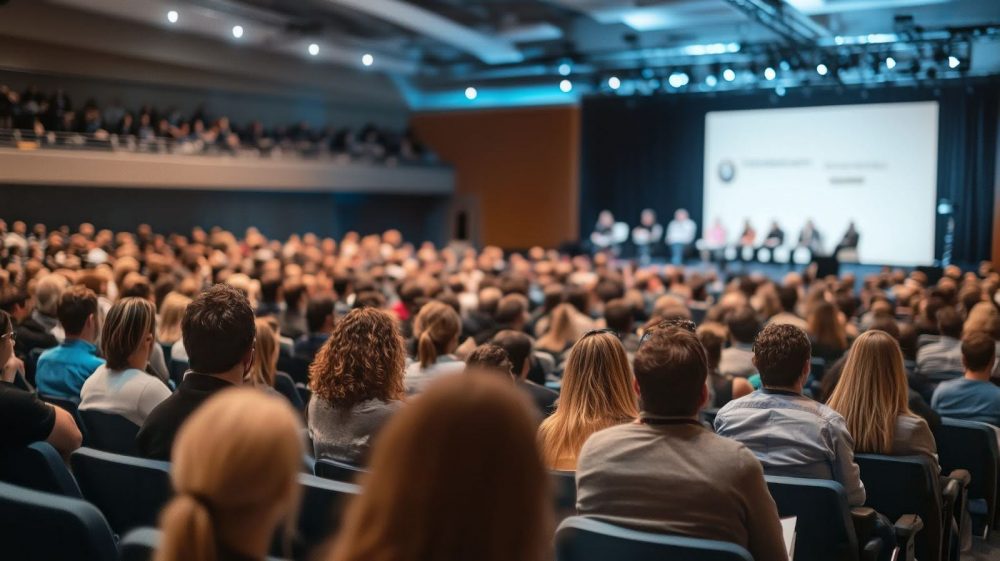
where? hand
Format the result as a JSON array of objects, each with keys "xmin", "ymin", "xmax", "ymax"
[{"xmin": 2, "ymin": 356, "xmax": 24, "ymax": 383}]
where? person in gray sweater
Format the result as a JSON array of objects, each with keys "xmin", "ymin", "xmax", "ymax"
[{"xmin": 576, "ymin": 326, "xmax": 788, "ymax": 561}]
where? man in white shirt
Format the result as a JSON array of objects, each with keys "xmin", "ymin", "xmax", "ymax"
[{"xmin": 666, "ymin": 209, "xmax": 697, "ymax": 265}]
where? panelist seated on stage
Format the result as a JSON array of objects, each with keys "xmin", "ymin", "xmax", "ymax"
[
  {"xmin": 665, "ymin": 209, "xmax": 697, "ymax": 265},
  {"xmin": 762, "ymin": 221, "xmax": 785, "ymax": 249},
  {"xmin": 631, "ymin": 209, "xmax": 663, "ymax": 263},
  {"xmin": 590, "ymin": 210, "xmax": 629, "ymax": 256},
  {"xmin": 797, "ymin": 219, "xmax": 824, "ymax": 254},
  {"xmin": 737, "ymin": 219, "xmax": 757, "ymax": 249},
  {"xmin": 835, "ymin": 221, "xmax": 861, "ymax": 260}
]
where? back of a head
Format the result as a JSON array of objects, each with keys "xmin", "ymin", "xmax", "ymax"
[
  {"xmin": 492, "ymin": 329, "xmax": 533, "ymax": 375},
  {"xmin": 158, "ymin": 292, "xmax": 192, "ymax": 344},
  {"xmin": 808, "ymin": 301, "xmax": 847, "ymax": 350},
  {"xmin": 696, "ymin": 322, "xmax": 727, "ymax": 371},
  {"xmin": 726, "ymin": 305, "xmax": 761, "ymax": 344},
  {"xmin": 155, "ymin": 388, "xmax": 303, "ymax": 561},
  {"xmin": 57, "ymin": 285, "xmax": 99, "ymax": 337},
  {"xmin": 936, "ymin": 306, "xmax": 964, "ymax": 339},
  {"xmin": 868, "ymin": 314, "xmax": 901, "ymax": 340},
  {"xmin": 962, "ymin": 330, "xmax": 996, "ymax": 373},
  {"xmin": 182, "ymin": 284, "xmax": 255, "ymax": 375},
  {"xmin": 35, "ymin": 274, "xmax": 68, "ymax": 316},
  {"xmin": 101, "ymin": 297, "xmax": 156, "ymax": 371},
  {"xmin": 634, "ymin": 327, "xmax": 708, "ymax": 417},
  {"xmin": 753, "ymin": 323, "xmax": 811, "ymax": 388},
  {"xmin": 603, "ymin": 298, "xmax": 634, "ymax": 335},
  {"xmin": 494, "ymin": 294, "xmax": 528, "ymax": 326},
  {"xmin": 477, "ymin": 286, "xmax": 503, "ymax": 315},
  {"xmin": 827, "ymin": 330, "xmax": 909, "ymax": 454},
  {"xmin": 777, "ymin": 285, "xmax": 798, "ymax": 314},
  {"xmin": 306, "ymin": 294, "xmax": 336, "ymax": 334},
  {"xmin": 330, "ymin": 375, "xmax": 551, "ymax": 561},
  {"xmin": 464, "ymin": 344, "xmax": 514, "ymax": 379},
  {"xmin": 415, "ymin": 300, "xmax": 461, "ymax": 368}
]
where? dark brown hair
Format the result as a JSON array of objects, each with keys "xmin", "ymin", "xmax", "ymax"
[
  {"xmin": 633, "ymin": 327, "xmax": 708, "ymax": 416},
  {"xmin": 962, "ymin": 331, "xmax": 996, "ymax": 372},
  {"xmin": 753, "ymin": 323, "xmax": 812, "ymax": 387},
  {"xmin": 182, "ymin": 284, "xmax": 255, "ymax": 374},
  {"xmin": 465, "ymin": 344, "xmax": 514, "ymax": 377},
  {"xmin": 57, "ymin": 285, "xmax": 98, "ymax": 336}
]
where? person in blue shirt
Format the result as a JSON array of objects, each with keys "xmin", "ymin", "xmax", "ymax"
[
  {"xmin": 931, "ymin": 331, "xmax": 1000, "ymax": 426},
  {"xmin": 35, "ymin": 285, "xmax": 105, "ymax": 399}
]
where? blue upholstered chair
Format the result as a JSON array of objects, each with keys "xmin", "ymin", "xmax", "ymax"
[{"xmin": 555, "ymin": 516, "xmax": 753, "ymax": 561}]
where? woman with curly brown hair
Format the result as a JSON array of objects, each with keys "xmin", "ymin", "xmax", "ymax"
[{"xmin": 308, "ymin": 307, "xmax": 406, "ymax": 464}]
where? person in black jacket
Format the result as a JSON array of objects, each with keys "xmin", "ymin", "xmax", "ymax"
[{"xmin": 492, "ymin": 330, "xmax": 558, "ymax": 417}]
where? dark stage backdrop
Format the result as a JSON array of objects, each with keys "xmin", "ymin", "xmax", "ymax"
[
  {"xmin": 0, "ymin": 185, "xmax": 451, "ymax": 245},
  {"xmin": 580, "ymin": 83, "xmax": 999, "ymax": 265}
]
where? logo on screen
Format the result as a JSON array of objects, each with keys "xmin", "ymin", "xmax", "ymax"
[{"xmin": 718, "ymin": 160, "xmax": 736, "ymax": 183}]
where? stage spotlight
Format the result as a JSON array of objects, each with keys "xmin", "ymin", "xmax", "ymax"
[
  {"xmin": 705, "ymin": 75, "xmax": 718, "ymax": 87},
  {"xmin": 608, "ymin": 76, "xmax": 621, "ymax": 90},
  {"xmin": 465, "ymin": 87, "xmax": 477, "ymax": 100},
  {"xmin": 559, "ymin": 79, "xmax": 573, "ymax": 93},
  {"xmin": 558, "ymin": 63, "xmax": 572, "ymax": 76},
  {"xmin": 232, "ymin": 25, "xmax": 244, "ymax": 38},
  {"xmin": 641, "ymin": 68, "xmax": 654, "ymax": 80},
  {"xmin": 816, "ymin": 63, "xmax": 828, "ymax": 76},
  {"xmin": 886, "ymin": 56, "xmax": 896, "ymax": 70},
  {"xmin": 722, "ymin": 68, "xmax": 736, "ymax": 82},
  {"xmin": 308, "ymin": 43, "xmax": 320, "ymax": 56},
  {"xmin": 764, "ymin": 67, "xmax": 776, "ymax": 80},
  {"xmin": 362, "ymin": 53, "xmax": 374, "ymax": 66},
  {"xmin": 667, "ymin": 71, "xmax": 689, "ymax": 88},
  {"xmin": 166, "ymin": 10, "xmax": 179, "ymax": 23},
  {"xmin": 948, "ymin": 56, "xmax": 960, "ymax": 69},
  {"xmin": 776, "ymin": 86, "xmax": 786, "ymax": 96}
]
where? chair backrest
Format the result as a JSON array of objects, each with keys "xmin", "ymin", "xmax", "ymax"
[
  {"xmin": 288, "ymin": 473, "xmax": 360, "ymax": 558},
  {"xmin": 79, "ymin": 409, "xmax": 141, "ymax": 456},
  {"xmin": 932, "ymin": 418, "xmax": 999, "ymax": 530},
  {"xmin": 274, "ymin": 371, "xmax": 305, "ymax": 412},
  {"xmin": 123, "ymin": 527, "xmax": 287, "ymax": 561},
  {"xmin": 25, "ymin": 346, "xmax": 45, "ymax": 386},
  {"xmin": 277, "ymin": 354, "xmax": 311, "ymax": 385},
  {"xmin": 555, "ymin": 516, "xmax": 753, "ymax": 561},
  {"xmin": 855, "ymin": 454, "xmax": 943, "ymax": 561},
  {"xmin": 70, "ymin": 447, "xmax": 172, "ymax": 536},
  {"xmin": 314, "ymin": 458, "xmax": 367, "ymax": 484},
  {"xmin": 0, "ymin": 441, "xmax": 82, "ymax": 497},
  {"xmin": 39, "ymin": 393, "xmax": 88, "ymax": 438},
  {"xmin": 551, "ymin": 470, "xmax": 576, "ymax": 519},
  {"xmin": 0, "ymin": 480, "xmax": 118, "ymax": 561},
  {"xmin": 766, "ymin": 475, "xmax": 859, "ymax": 561},
  {"xmin": 169, "ymin": 359, "xmax": 188, "ymax": 386},
  {"xmin": 295, "ymin": 382, "xmax": 313, "ymax": 409}
]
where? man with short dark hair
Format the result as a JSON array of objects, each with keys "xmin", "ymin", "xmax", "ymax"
[
  {"xmin": 294, "ymin": 294, "xmax": 335, "ymax": 361},
  {"xmin": 0, "ymin": 289, "xmax": 58, "ymax": 357},
  {"xmin": 464, "ymin": 344, "xmax": 514, "ymax": 378},
  {"xmin": 35, "ymin": 286, "xmax": 104, "ymax": 399},
  {"xmin": 604, "ymin": 298, "xmax": 639, "ymax": 354},
  {"xmin": 492, "ymin": 330, "xmax": 557, "ymax": 416},
  {"xmin": 718, "ymin": 306, "xmax": 761, "ymax": 378},
  {"xmin": 916, "ymin": 307, "xmax": 965, "ymax": 376},
  {"xmin": 576, "ymin": 327, "xmax": 788, "ymax": 560},
  {"xmin": 280, "ymin": 279, "xmax": 307, "ymax": 340},
  {"xmin": 769, "ymin": 286, "xmax": 808, "ymax": 330},
  {"xmin": 931, "ymin": 331, "xmax": 1000, "ymax": 426},
  {"xmin": 137, "ymin": 284, "xmax": 255, "ymax": 460},
  {"xmin": 715, "ymin": 323, "xmax": 865, "ymax": 506}
]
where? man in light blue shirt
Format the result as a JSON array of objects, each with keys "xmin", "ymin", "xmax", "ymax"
[
  {"xmin": 715, "ymin": 323, "xmax": 866, "ymax": 506},
  {"xmin": 35, "ymin": 286, "xmax": 105, "ymax": 399},
  {"xmin": 932, "ymin": 331, "xmax": 1000, "ymax": 426}
]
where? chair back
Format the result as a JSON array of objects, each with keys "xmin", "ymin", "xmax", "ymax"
[
  {"xmin": 0, "ymin": 480, "xmax": 118, "ymax": 561},
  {"xmin": 277, "ymin": 354, "xmax": 311, "ymax": 385},
  {"xmin": 169, "ymin": 359, "xmax": 189, "ymax": 386},
  {"xmin": 274, "ymin": 371, "xmax": 305, "ymax": 412},
  {"xmin": 766, "ymin": 475, "xmax": 860, "ymax": 561},
  {"xmin": 314, "ymin": 458, "xmax": 366, "ymax": 484},
  {"xmin": 0, "ymin": 441, "xmax": 81, "ymax": 497},
  {"xmin": 25, "ymin": 346, "xmax": 45, "ymax": 386},
  {"xmin": 933, "ymin": 418, "xmax": 999, "ymax": 533},
  {"xmin": 79, "ymin": 409, "xmax": 141, "ymax": 456},
  {"xmin": 70, "ymin": 447, "xmax": 172, "ymax": 536},
  {"xmin": 552, "ymin": 470, "xmax": 576, "ymax": 519},
  {"xmin": 123, "ymin": 527, "xmax": 286, "ymax": 561},
  {"xmin": 39, "ymin": 393, "xmax": 88, "ymax": 439},
  {"xmin": 855, "ymin": 454, "xmax": 943, "ymax": 561},
  {"xmin": 555, "ymin": 516, "xmax": 753, "ymax": 561},
  {"xmin": 287, "ymin": 474, "xmax": 360, "ymax": 558}
]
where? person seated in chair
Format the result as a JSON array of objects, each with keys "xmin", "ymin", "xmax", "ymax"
[
  {"xmin": 492, "ymin": 330, "xmax": 558, "ymax": 417},
  {"xmin": 294, "ymin": 294, "xmax": 335, "ymax": 362},
  {"xmin": 931, "ymin": 331, "xmax": 1000, "ymax": 427},
  {"xmin": 718, "ymin": 306, "xmax": 760, "ymax": 378},
  {"xmin": 715, "ymin": 323, "xmax": 866, "ymax": 506},
  {"xmin": 35, "ymin": 286, "xmax": 104, "ymax": 399},
  {"xmin": 0, "ymin": 289, "xmax": 57, "ymax": 359},
  {"xmin": 576, "ymin": 326, "xmax": 788, "ymax": 560},
  {"xmin": 916, "ymin": 307, "xmax": 964, "ymax": 377}
]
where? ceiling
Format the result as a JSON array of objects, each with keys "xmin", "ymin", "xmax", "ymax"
[{"xmin": 23, "ymin": 0, "xmax": 1000, "ymax": 108}]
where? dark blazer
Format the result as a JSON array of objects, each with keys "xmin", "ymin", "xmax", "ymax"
[{"xmin": 136, "ymin": 373, "xmax": 235, "ymax": 460}]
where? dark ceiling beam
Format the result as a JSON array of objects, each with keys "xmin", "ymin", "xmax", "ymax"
[{"xmin": 722, "ymin": 0, "xmax": 829, "ymax": 45}]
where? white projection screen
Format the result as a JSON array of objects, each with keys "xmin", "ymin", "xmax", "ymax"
[{"xmin": 703, "ymin": 101, "xmax": 939, "ymax": 266}]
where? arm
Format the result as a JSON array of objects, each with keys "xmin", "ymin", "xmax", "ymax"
[
  {"xmin": 738, "ymin": 448, "xmax": 790, "ymax": 561},
  {"xmin": 47, "ymin": 404, "xmax": 83, "ymax": 458},
  {"xmin": 830, "ymin": 418, "xmax": 867, "ymax": 506}
]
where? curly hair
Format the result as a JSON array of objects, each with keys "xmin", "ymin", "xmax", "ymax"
[
  {"xmin": 752, "ymin": 323, "xmax": 811, "ymax": 387},
  {"xmin": 309, "ymin": 307, "xmax": 406, "ymax": 407}
]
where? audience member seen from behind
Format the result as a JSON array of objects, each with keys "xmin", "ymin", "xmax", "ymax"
[
  {"xmin": 826, "ymin": 330, "xmax": 939, "ymax": 472},
  {"xmin": 79, "ymin": 297, "xmax": 171, "ymax": 426},
  {"xmin": 154, "ymin": 389, "xmax": 303, "ymax": 561},
  {"xmin": 807, "ymin": 300, "xmax": 850, "ymax": 363},
  {"xmin": 575, "ymin": 327, "xmax": 788, "ymax": 561},
  {"xmin": 404, "ymin": 301, "xmax": 463, "ymax": 393},
  {"xmin": 463, "ymin": 343, "xmax": 515, "ymax": 378},
  {"xmin": 697, "ymin": 322, "xmax": 753, "ymax": 407},
  {"xmin": 0, "ymin": 289, "xmax": 58, "ymax": 358},
  {"xmin": 916, "ymin": 307, "xmax": 965, "ymax": 377},
  {"xmin": 718, "ymin": 306, "xmax": 761, "ymax": 378},
  {"xmin": 136, "ymin": 284, "xmax": 255, "ymax": 460},
  {"xmin": 308, "ymin": 307, "xmax": 406, "ymax": 465},
  {"xmin": 294, "ymin": 294, "xmax": 335, "ymax": 362},
  {"xmin": 932, "ymin": 332, "xmax": 1000, "ymax": 426},
  {"xmin": 156, "ymin": 292, "xmax": 191, "ymax": 348},
  {"xmin": 35, "ymin": 285, "xmax": 104, "ymax": 399},
  {"xmin": 537, "ymin": 331, "xmax": 638, "ymax": 470},
  {"xmin": 492, "ymin": 329, "xmax": 558, "ymax": 416},
  {"xmin": 0, "ymin": 310, "xmax": 82, "ymax": 455},
  {"xmin": 328, "ymin": 374, "xmax": 551, "ymax": 561},
  {"xmin": 715, "ymin": 323, "xmax": 866, "ymax": 506}
]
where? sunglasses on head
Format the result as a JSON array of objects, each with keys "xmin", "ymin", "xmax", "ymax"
[{"xmin": 637, "ymin": 318, "xmax": 697, "ymax": 349}]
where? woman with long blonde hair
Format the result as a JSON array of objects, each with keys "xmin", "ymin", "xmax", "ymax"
[
  {"xmin": 538, "ymin": 331, "xmax": 638, "ymax": 470},
  {"xmin": 328, "ymin": 374, "xmax": 552, "ymax": 561},
  {"xmin": 154, "ymin": 388, "xmax": 303, "ymax": 561},
  {"xmin": 404, "ymin": 300, "xmax": 464, "ymax": 392},
  {"xmin": 535, "ymin": 303, "xmax": 578, "ymax": 358},
  {"xmin": 827, "ymin": 330, "xmax": 938, "ymax": 470}
]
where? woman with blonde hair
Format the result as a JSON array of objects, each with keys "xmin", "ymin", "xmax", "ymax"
[
  {"xmin": 80, "ymin": 297, "xmax": 171, "ymax": 426},
  {"xmin": 309, "ymin": 307, "xmax": 406, "ymax": 464},
  {"xmin": 807, "ymin": 300, "xmax": 849, "ymax": 362},
  {"xmin": 247, "ymin": 317, "xmax": 280, "ymax": 390},
  {"xmin": 328, "ymin": 374, "xmax": 551, "ymax": 561},
  {"xmin": 535, "ymin": 303, "xmax": 578, "ymax": 359},
  {"xmin": 155, "ymin": 389, "xmax": 303, "ymax": 561},
  {"xmin": 157, "ymin": 291, "xmax": 191, "ymax": 346},
  {"xmin": 538, "ymin": 331, "xmax": 638, "ymax": 470},
  {"xmin": 404, "ymin": 300, "xmax": 464, "ymax": 393},
  {"xmin": 827, "ymin": 330, "xmax": 938, "ymax": 470}
]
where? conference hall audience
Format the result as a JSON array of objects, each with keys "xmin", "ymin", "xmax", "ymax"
[
  {"xmin": 537, "ymin": 330, "xmax": 638, "ymax": 470},
  {"xmin": 0, "ymin": 309, "xmax": 82, "ymax": 455},
  {"xmin": 575, "ymin": 326, "xmax": 789, "ymax": 561},
  {"xmin": 327, "ymin": 374, "xmax": 551, "ymax": 561},
  {"xmin": 932, "ymin": 331, "xmax": 1000, "ymax": 426},
  {"xmin": 136, "ymin": 284, "xmax": 255, "ymax": 460},
  {"xmin": 307, "ymin": 307, "xmax": 405, "ymax": 464},
  {"xmin": 35, "ymin": 285, "xmax": 104, "ymax": 399},
  {"xmin": 154, "ymin": 388, "xmax": 303, "ymax": 561},
  {"xmin": 715, "ymin": 323, "xmax": 866, "ymax": 506},
  {"xmin": 492, "ymin": 329, "xmax": 559, "ymax": 416},
  {"xmin": 79, "ymin": 297, "xmax": 171, "ymax": 426}
]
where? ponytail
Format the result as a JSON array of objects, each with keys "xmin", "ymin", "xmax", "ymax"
[
  {"xmin": 154, "ymin": 494, "xmax": 217, "ymax": 561},
  {"xmin": 418, "ymin": 331, "xmax": 438, "ymax": 369}
]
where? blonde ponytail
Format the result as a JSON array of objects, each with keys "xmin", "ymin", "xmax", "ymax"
[{"xmin": 154, "ymin": 494, "xmax": 217, "ymax": 561}]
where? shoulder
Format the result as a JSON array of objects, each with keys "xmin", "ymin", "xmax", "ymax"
[{"xmin": 580, "ymin": 422, "xmax": 638, "ymax": 452}]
